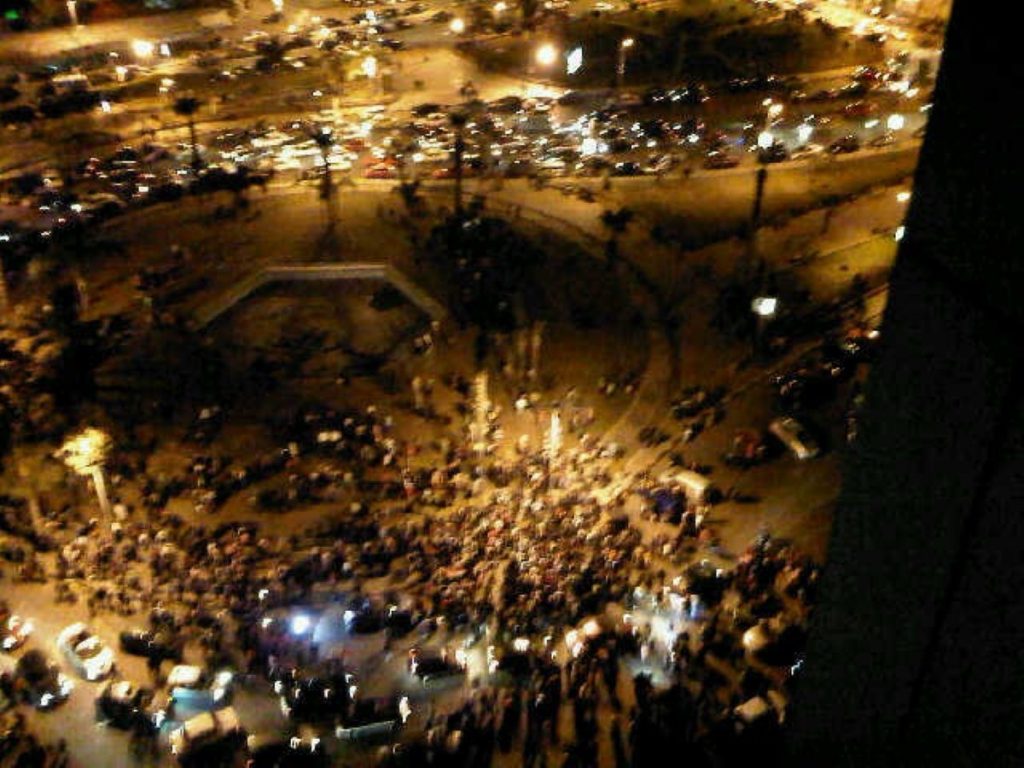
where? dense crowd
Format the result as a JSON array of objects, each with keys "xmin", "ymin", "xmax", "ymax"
[{"xmin": 0, "ymin": 364, "xmax": 819, "ymax": 767}]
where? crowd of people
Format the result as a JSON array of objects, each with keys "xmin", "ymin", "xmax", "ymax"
[{"xmin": 0, "ymin": 355, "xmax": 821, "ymax": 767}]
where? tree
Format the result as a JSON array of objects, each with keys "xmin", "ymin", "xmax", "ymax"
[
  {"xmin": 449, "ymin": 111, "xmax": 468, "ymax": 217},
  {"xmin": 172, "ymin": 95, "xmax": 203, "ymax": 172},
  {"xmin": 308, "ymin": 127, "xmax": 337, "ymax": 230}
]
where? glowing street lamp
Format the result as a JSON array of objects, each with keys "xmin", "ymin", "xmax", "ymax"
[
  {"xmin": 131, "ymin": 39, "xmax": 155, "ymax": 59},
  {"xmin": 616, "ymin": 37, "xmax": 634, "ymax": 91},
  {"xmin": 886, "ymin": 112, "xmax": 905, "ymax": 131},
  {"xmin": 58, "ymin": 428, "xmax": 112, "ymax": 519},
  {"xmin": 449, "ymin": 17, "xmax": 465, "ymax": 34},
  {"xmin": 757, "ymin": 130, "xmax": 775, "ymax": 151},
  {"xmin": 535, "ymin": 43, "xmax": 558, "ymax": 67}
]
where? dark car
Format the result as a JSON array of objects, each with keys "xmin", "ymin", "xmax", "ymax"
[
  {"xmin": 119, "ymin": 628, "xmax": 184, "ymax": 662},
  {"xmin": 96, "ymin": 679, "xmax": 156, "ymax": 730},
  {"xmin": 772, "ymin": 369, "xmax": 837, "ymax": 410},
  {"xmin": 14, "ymin": 650, "xmax": 72, "ymax": 710},
  {"xmin": 612, "ymin": 161, "xmax": 642, "ymax": 176},
  {"xmin": 703, "ymin": 150, "xmax": 739, "ymax": 169},
  {"xmin": 410, "ymin": 102, "xmax": 441, "ymax": 117},
  {"xmin": 278, "ymin": 672, "xmax": 352, "ymax": 722},
  {"xmin": 757, "ymin": 142, "xmax": 788, "ymax": 164},
  {"xmin": 828, "ymin": 135, "xmax": 860, "ymax": 154},
  {"xmin": 246, "ymin": 731, "xmax": 328, "ymax": 768},
  {"xmin": 407, "ymin": 649, "xmax": 465, "ymax": 688}
]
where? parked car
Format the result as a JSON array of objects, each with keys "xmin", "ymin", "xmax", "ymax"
[
  {"xmin": 13, "ymin": 650, "xmax": 73, "ymax": 709},
  {"xmin": 828, "ymin": 135, "xmax": 860, "ymax": 154},
  {"xmin": 163, "ymin": 665, "xmax": 234, "ymax": 717},
  {"xmin": 335, "ymin": 696, "xmax": 407, "ymax": 741},
  {"xmin": 768, "ymin": 417, "xmax": 821, "ymax": 460},
  {"xmin": 703, "ymin": 150, "xmax": 739, "ymax": 169},
  {"xmin": 169, "ymin": 707, "xmax": 246, "ymax": 765},
  {"xmin": 0, "ymin": 603, "xmax": 32, "ymax": 651},
  {"xmin": 96, "ymin": 679, "xmax": 156, "ymax": 730},
  {"xmin": 407, "ymin": 648, "xmax": 465, "ymax": 688},
  {"xmin": 57, "ymin": 623, "xmax": 115, "ymax": 681},
  {"xmin": 119, "ymin": 628, "xmax": 183, "ymax": 662}
]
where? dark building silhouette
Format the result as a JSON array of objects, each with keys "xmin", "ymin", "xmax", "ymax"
[{"xmin": 785, "ymin": 1, "xmax": 1024, "ymax": 765}]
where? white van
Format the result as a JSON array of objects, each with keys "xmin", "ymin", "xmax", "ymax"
[
  {"xmin": 769, "ymin": 417, "xmax": 821, "ymax": 460},
  {"xmin": 661, "ymin": 470, "xmax": 716, "ymax": 503}
]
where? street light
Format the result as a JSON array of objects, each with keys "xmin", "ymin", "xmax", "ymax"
[
  {"xmin": 449, "ymin": 17, "xmax": 465, "ymax": 34},
  {"xmin": 57, "ymin": 428, "xmax": 112, "ymax": 520},
  {"xmin": 131, "ymin": 39, "xmax": 155, "ymax": 59},
  {"xmin": 751, "ymin": 296, "xmax": 777, "ymax": 357},
  {"xmin": 535, "ymin": 43, "xmax": 558, "ymax": 67},
  {"xmin": 757, "ymin": 130, "xmax": 775, "ymax": 151},
  {"xmin": 886, "ymin": 113, "xmax": 905, "ymax": 131},
  {"xmin": 616, "ymin": 37, "xmax": 634, "ymax": 91}
]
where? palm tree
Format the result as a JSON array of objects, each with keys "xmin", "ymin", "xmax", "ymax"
[
  {"xmin": 309, "ymin": 127, "xmax": 338, "ymax": 230},
  {"xmin": 172, "ymin": 95, "xmax": 202, "ymax": 172}
]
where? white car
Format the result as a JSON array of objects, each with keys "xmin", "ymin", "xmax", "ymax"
[
  {"xmin": 169, "ymin": 707, "xmax": 244, "ymax": 759},
  {"xmin": 57, "ymin": 623, "xmax": 115, "ymax": 681},
  {"xmin": 769, "ymin": 417, "xmax": 821, "ymax": 460}
]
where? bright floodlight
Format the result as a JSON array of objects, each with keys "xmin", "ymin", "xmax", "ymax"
[
  {"xmin": 621, "ymin": 37, "xmax": 634, "ymax": 49},
  {"xmin": 757, "ymin": 130, "xmax": 774, "ymax": 150},
  {"xmin": 566, "ymin": 46, "xmax": 583, "ymax": 75},
  {"xmin": 796, "ymin": 124, "xmax": 813, "ymax": 144},
  {"xmin": 752, "ymin": 296, "xmax": 778, "ymax": 317},
  {"xmin": 887, "ymin": 113, "xmax": 905, "ymax": 131},
  {"xmin": 535, "ymin": 43, "xmax": 558, "ymax": 67},
  {"xmin": 131, "ymin": 39, "xmax": 155, "ymax": 58},
  {"xmin": 290, "ymin": 615, "xmax": 312, "ymax": 635},
  {"xmin": 896, "ymin": 191, "xmax": 911, "ymax": 203},
  {"xmin": 59, "ymin": 428, "xmax": 110, "ymax": 475},
  {"xmin": 449, "ymin": 17, "xmax": 465, "ymax": 33}
]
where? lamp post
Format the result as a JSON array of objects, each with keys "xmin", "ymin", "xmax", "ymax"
[
  {"xmin": 527, "ymin": 42, "xmax": 557, "ymax": 95},
  {"xmin": 58, "ymin": 428, "xmax": 112, "ymax": 520},
  {"xmin": 616, "ymin": 37, "xmax": 634, "ymax": 92},
  {"xmin": 751, "ymin": 296, "xmax": 777, "ymax": 358}
]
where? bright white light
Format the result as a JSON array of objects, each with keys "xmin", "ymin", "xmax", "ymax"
[
  {"xmin": 271, "ymin": 0, "xmax": 283, "ymax": 10},
  {"xmin": 449, "ymin": 17, "xmax": 465, "ymax": 34},
  {"xmin": 687, "ymin": 133, "xmax": 699, "ymax": 144},
  {"xmin": 131, "ymin": 39, "xmax": 155, "ymax": 58},
  {"xmin": 767, "ymin": 103, "xmax": 783, "ymax": 120},
  {"xmin": 582, "ymin": 619, "xmax": 601, "ymax": 637},
  {"xmin": 362, "ymin": 55, "xmax": 377, "ymax": 78},
  {"xmin": 258, "ymin": 589, "xmax": 269, "ymax": 601},
  {"xmin": 580, "ymin": 136, "xmax": 598, "ymax": 156},
  {"xmin": 886, "ymin": 113, "xmax": 905, "ymax": 131},
  {"xmin": 261, "ymin": 617, "xmax": 272, "ymax": 628},
  {"xmin": 752, "ymin": 296, "xmax": 778, "ymax": 317},
  {"xmin": 100, "ymin": 100, "xmax": 111, "ymax": 113},
  {"xmin": 114, "ymin": 65, "xmax": 127, "ymax": 82},
  {"xmin": 535, "ymin": 43, "xmax": 558, "ymax": 67},
  {"xmin": 493, "ymin": 1, "xmax": 507, "ymax": 11},
  {"xmin": 620, "ymin": 37, "xmax": 634, "ymax": 49},
  {"xmin": 290, "ymin": 615, "xmax": 312, "ymax": 635},
  {"xmin": 566, "ymin": 46, "xmax": 583, "ymax": 75},
  {"xmin": 513, "ymin": 637, "xmax": 530, "ymax": 653},
  {"xmin": 864, "ymin": 119, "xmax": 879, "ymax": 129},
  {"xmin": 796, "ymin": 124, "xmax": 813, "ymax": 144},
  {"xmin": 895, "ymin": 225, "xmax": 905, "ymax": 241},
  {"xmin": 159, "ymin": 43, "xmax": 171, "ymax": 57},
  {"xmin": 757, "ymin": 130, "xmax": 774, "ymax": 150},
  {"xmin": 896, "ymin": 191, "xmax": 911, "ymax": 203}
]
